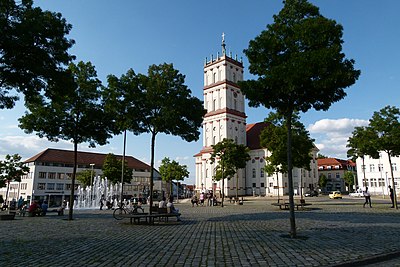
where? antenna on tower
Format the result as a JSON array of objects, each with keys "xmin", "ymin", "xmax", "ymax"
[{"xmin": 221, "ymin": 32, "xmax": 226, "ymax": 55}]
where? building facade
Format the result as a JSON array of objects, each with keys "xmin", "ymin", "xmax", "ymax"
[
  {"xmin": 0, "ymin": 148, "xmax": 165, "ymax": 206},
  {"xmin": 317, "ymin": 158, "xmax": 357, "ymax": 192},
  {"xmin": 356, "ymin": 153, "xmax": 400, "ymax": 196},
  {"xmin": 195, "ymin": 38, "xmax": 319, "ymax": 197}
]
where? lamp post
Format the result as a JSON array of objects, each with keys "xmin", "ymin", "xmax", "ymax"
[{"xmin": 90, "ymin": 163, "xmax": 95, "ymax": 200}]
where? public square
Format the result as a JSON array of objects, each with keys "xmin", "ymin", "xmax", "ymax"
[{"xmin": 1, "ymin": 196, "xmax": 399, "ymax": 267}]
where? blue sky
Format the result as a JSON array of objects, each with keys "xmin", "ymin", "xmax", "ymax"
[{"xmin": 1, "ymin": 0, "xmax": 400, "ymax": 184}]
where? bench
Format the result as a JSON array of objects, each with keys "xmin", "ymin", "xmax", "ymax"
[
  {"xmin": 271, "ymin": 199, "xmax": 311, "ymax": 210},
  {"xmin": 0, "ymin": 212, "xmax": 16, "ymax": 220},
  {"xmin": 120, "ymin": 206, "xmax": 181, "ymax": 225}
]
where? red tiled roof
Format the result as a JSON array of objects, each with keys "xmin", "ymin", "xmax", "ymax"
[
  {"xmin": 246, "ymin": 122, "xmax": 269, "ymax": 150},
  {"xmin": 24, "ymin": 148, "xmax": 151, "ymax": 171},
  {"xmin": 317, "ymin": 158, "xmax": 355, "ymax": 169}
]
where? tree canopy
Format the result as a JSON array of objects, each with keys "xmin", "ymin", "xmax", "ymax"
[
  {"xmin": 76, "ymin": 169, "xmax": 96, "ymax": 188},
  {"xmin": 0, "ymin": 0, "xmax": 75, "ymax": 109},
  {"xmin": 19, "ymin": 61, "xmax": 114, "ymax": 220},
  {"xmin": 102, "ymin": 153, "xmax": 133, "ymax": 185},
  {"xmin": 366, "ymin": 105, "xmax": 400, "ymax": 209},
  {"xmin": 260, "ymin": 112, "xmax": 314, "ymax": 173},
  {"xmin": 238, "ymin": 0, "xmax": 360, "ymax": 238},
  {"xmin": 210, "ymin": 138, "xmax": 250, "ymax": 207},
  {"xmin": 0, "ymin": 154, "xmax": 29, "ymax": 203},
  {"xmin": 159, "ymin": 157, "xmax": 189, "ymax": 197},
  {"xmin": 103, "ymin": 63, "xmax": 205, "ymax": 212}
]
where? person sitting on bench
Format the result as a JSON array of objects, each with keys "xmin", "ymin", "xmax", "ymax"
[{"xmin": 166, "ymin": 196, "xmax": 181, "ymax": 221}]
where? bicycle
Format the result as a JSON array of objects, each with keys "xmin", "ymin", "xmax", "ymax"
[{"xmin": 113, "ymin": 202, "xmax": 144, "ymax": 220}]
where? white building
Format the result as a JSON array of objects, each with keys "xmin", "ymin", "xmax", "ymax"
[
  {"xmin": 356, "ymin": 153, "xmax": 400, "ymax": 196},
  {"xmin": 194, "ymin": 38, "xmax": 319, "ymax": 197},
  {"xmin": 0, "ymin": 148, "xmax": 165, "ymax": 206}
]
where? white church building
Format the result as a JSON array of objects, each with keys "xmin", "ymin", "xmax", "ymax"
[{"xmin": 194, "ymin": 37, "xmax": 319, "ymax": 198}]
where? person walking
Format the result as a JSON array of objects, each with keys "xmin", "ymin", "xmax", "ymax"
[
  {"xmin": 363, "ymin": 187, "xmax": 372, "ymax": 208},
  {"xmin": 388, "ymin": 185, "xmax": 395, "ymax": 208}
]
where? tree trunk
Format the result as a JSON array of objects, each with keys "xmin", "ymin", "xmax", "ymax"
[
  {"xmin": 286, "ymin": 112, "xmax": 297, "ymax": 238},
  {"xmin": 5, "ymin": 181, "xmax": 10, "ymax": 206},
  {"xmin": 387, "ymin": 153, "xmax": 398, "ymax": 209},
  {"xmin": 236, "ymin": 172, "xmax": 238, "ymax": 203},
  {"xmin": 149, "ymin": 132, "xmax": 156, "ymax": 214},
  {"xmin": 221, "ymin": 163, "xmax": 224, "ymax": 207},
  {"xmin": 120, "ymin": 130, "xmax": 126, "ymax": 207},
  {"xmin": 68, "ymin": 141, "xmax": 78, "ymax": 220}
]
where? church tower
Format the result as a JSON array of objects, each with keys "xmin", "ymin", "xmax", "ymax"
[{"xmin": 195, "ymin": 34, "xmax": 246, "ymax": 196}]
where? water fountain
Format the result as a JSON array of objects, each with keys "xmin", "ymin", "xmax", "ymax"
[{"xmin": 74, "ymin": 176, "xmax": 122, "ymax": 209}]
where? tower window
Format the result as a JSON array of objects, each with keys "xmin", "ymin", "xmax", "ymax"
[
  {"xmin": 233, "ymin": 73, "xmax": 236, "ymax": 83},
  {"xmin": 213, "ymin": 99, "xmax": 216, "ymax": 111},
  {"xmin": 234, "ymin": 99, "xmax": 237, "ymax": 110},
  {"xmin": 213, "ymin": 72, "xmax": 216, "ymax": 83},
  {"xmin": 252, "ymin": 168, "xmax": 256, "ymax": 178}
]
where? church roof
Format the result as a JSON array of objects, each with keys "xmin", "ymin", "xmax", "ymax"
[
  {"xmin": 24, "ymin": 148, "xmax": 152, "ymax": 172},
  {"xmin": 246, "ymin": 122, "xmax": 269, "ymax": 150}
]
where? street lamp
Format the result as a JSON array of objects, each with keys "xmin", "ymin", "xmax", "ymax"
[{"xmin": 90, "ymin": 163, "xmax": 95, "ymax": 200}]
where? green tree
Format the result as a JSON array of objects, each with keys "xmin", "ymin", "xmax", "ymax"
[
  {"xmin": 367, "ymin": 105, "xmax": 400, "ymax": 209},
  {"xmin": 238, "ymin": 0, "xmax": 360, "ymax": 237},
  {"xmin": 0, "ymin": 154, "xmax": 29, "ymax": 204},
  {"xmin": 260, "ymin": 112, "xmax": 314, "ymax": 174},
  {"xmin": 159, "ymin": 157, "xmax": 189, "ymax": 198},
  {"xmin": 343, "ymin": 171, "xmax": 355, "ymax": 192},
  {"xmin": 318, "ymin": 174, "xmax": 328, "ymax": 189},
  {"xmin": 210, "ymin": 138, "xmax": 250, "ymax": 207},
  {"xmin": 19, "ymin": 61, "xmax": 113, "ymax": 220},
  {"xmin": 102, "ymin": 153, "xmax": 133, "ymax": 185},
  {"xmin": 76, "ymin": 169, "xmax": 96, "ymax": 187},
  {"xmin": 104, "ymin": 63, "xmax": 205, "ymax": 213},
  {"xmin": 0, "ymin": 0, "xmax": 75, "ymax": 109},
  {"xmin": 347, "ymin": 126, "xmax": 379, "ymax": 188},
  {"xmin": 317, "ymin": 154, "xmax": 328, "ymax": 159}
]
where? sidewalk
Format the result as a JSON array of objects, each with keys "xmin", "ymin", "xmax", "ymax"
[{"xmin": 1, "ymin": 197, "xmax": 399, "ymax": 266}]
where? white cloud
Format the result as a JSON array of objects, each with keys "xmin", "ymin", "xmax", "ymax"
[
  {"xmin": 0, "ymin": 135, "xmax": 71, "ymax": 160},
  {"xmin": 308, "ymin": 118, "xmax": 368, "ymax": 159}
]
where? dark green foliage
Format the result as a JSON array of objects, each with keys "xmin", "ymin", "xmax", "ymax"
[
  {"xmin": 0, "ymin": 0, "xmax": 75, "ymax": 109},
  {"xmin": 260, "ymin": 112, "xmax": 314, "ymax": 173},
  {"xmin": 159, "ymin": 157, "xmax": 189, "ymax": 196},
  {"xmin": 318, "ymin": 174, "xmax": 327, "ymax": 188},
  {"xmin": 76, "ymin": 169, "xmax": 95, "ymax": 187},
  {"xmin": 238, "ymin": 0, "xmax": 360, "ymax": 238},
  {"xmin": 0, "ymin": 154, "xmax": 29, "ymax": 202},
  {"xmin": 19, "ymin": 61, "xmax": 114, "ymax": 220},
  {"xmin": 210, "ymin": 138, "xmax": 250, "ymax": 207},
  {"xmin": 343, "ymin": 171, "xmax": 355, "ymax": 191},
  {"xmin": 102, "ymin": 153, "xmax": 133, "ymax": 185},
  {"xmin": 104, "ymin": 63, "xmax": 205, "ymax": 211}
]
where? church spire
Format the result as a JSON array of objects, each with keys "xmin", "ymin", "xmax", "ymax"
[{"xmin": 221, "ymin": 32, "xmax": 226, "ymax": 55}]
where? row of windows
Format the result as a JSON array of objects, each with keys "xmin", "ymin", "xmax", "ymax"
[
  {"xmin": 363, "ymin": 163, "xmax": 397, "ymax": 172},
  {"xmin": 38, "ymin": 172, "xmax": 73, "ymax": 180},
  {"xmin": 36, "ymin": 183, "xmax": 76, "ymax": 191},
  {"xmin": 363, "ymin": 178, "xmax": 397, "ymax": 187},
  {"xmin": 205, "ymin": 67, "xmax": 241, "ymax": 86}
]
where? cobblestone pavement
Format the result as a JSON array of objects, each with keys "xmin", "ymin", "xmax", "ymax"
[{"xmin": 1, "ymin": 196, "xmax": 400, "ymax": 267}]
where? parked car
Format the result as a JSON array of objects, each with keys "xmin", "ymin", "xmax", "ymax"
[
  {"xmin": 304, "ymin": 190, "xmax": 319, "ymax": 197},
  {"xmin": 349, "ymin": 189, "xmax": 364, "ymax": 198},
  {"xmin": 329, "ymin": 191, "xmax": 342, "ymax": 199}
]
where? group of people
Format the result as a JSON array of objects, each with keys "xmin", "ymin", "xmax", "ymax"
[
  {"xmin": 158, "ymin": 196, "xmax": 181, "ymax": 221},
  {"xmin": 191, "ymin": 192, "xmax": 219, "ymax": 207},
  {"xmin": 363, "ymin": 186, "xmax": 396, "ymax": 208},
  {"xmin": 27, "ymin": 200, "xmax": 48, "ymax": 216}
]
